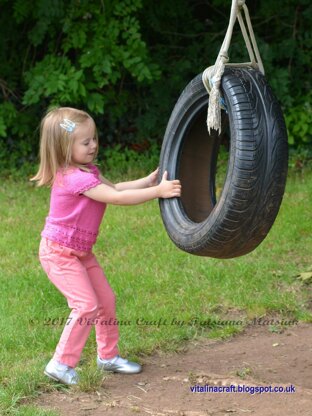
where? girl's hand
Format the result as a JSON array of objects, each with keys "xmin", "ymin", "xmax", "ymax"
[
  {"xmin": 146, "ymin": 167, "xmax": 159, "ymax": 187},
  {"xmin": 158, "ymin": 171, "xmax": 181, "ymax": 198}
]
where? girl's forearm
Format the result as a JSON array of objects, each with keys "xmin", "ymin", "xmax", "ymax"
[
  {"xmin": 115, "ymin": 177, "xmax": 149, "ymax": 191},
  {"xmin": 84, "ymin": 183, "xmax": 160, "ymax": 206},
  {"xmin": 112, "ymin": 186, "xmax": 160, "ymax": 205},
  {"xmin": 99, "ymin": 174, "xmax": 148, "ymax": 190}
]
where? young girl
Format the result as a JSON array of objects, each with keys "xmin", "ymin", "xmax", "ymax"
[{"xmin": 31, "ymin": 107, "xmax": 181, "ymax": 385}]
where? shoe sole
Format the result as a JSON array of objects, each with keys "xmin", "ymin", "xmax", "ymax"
[
  {"xmin": 98, "ymin": 366, "xmax": 142, "ymax": 374},
  {"xmin": 44, "ymin": 370, "xmax": 62, "ymax": 383},
  {"xmin": 114, "ymin": 369, "xmax": 142, "ymax": 374}
]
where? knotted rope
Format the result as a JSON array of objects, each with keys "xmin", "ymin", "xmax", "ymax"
[{"xmin": 202, "ymin": 0, "xmax": 264, "ymax": 134}]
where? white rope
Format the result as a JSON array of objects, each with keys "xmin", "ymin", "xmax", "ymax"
[{"xmin": 202, "ymin": 0, "xmax": 264, "ymax": 135}]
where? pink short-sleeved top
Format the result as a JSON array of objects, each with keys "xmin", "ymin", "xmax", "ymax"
[{"xmin": 41, "ymin": 164, "xmax": 106, "ymax": 252}]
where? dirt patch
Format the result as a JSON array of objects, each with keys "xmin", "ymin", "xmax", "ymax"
[{"xmin": 36, "ymin": 322, "xmax": 312, "ymax": 416}]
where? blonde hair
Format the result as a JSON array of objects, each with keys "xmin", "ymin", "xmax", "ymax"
[{"xmin": 31, "ymin": 107, "xmax": 99, "ymax": 186}]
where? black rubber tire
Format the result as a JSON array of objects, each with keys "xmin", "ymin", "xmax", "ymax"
[{"xmin": 159, "ymin": 67, "xmax": 288, "ymax": 259}]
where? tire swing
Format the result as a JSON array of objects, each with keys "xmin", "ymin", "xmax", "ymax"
[{"xmin": 159, "ymin": 0, "xmax": 288, "ymax": 259}]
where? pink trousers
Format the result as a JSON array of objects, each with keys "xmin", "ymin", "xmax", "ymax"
[{"xmin": 39, "ymin": 237, "xmax": 119, "ymax": 368}]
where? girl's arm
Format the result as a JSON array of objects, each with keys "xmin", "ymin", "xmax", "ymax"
[
  {"xmin": 99, "ymin": 168, "xmax": 159, "ymax": 191},
  {"xmin": 99, "ymin": 174, "xmax": 115, "ymax": 188},
  {"xmin": 84, "ymin": 171, "xmax": 181, "ymax": 206},
  {"xmin": 115, "ymin": 168, "xmax": 159, "ymax": 190}
]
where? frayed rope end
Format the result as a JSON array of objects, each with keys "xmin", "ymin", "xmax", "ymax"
[
  {"xmin": 207, "ymin": 87, "xmax": 222, "ymax": 135},
  {"xmin": 206, "ymin": 59, "xmax": 225, "ymax": 135}
]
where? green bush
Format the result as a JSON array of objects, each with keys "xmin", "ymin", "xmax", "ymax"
[
  {"xmin": 0, "ymin": 0, "xmax": 311, "ymax": 172},
  {"xmin": 285, "ymin": 92, "xmax": 312, "ymax": 146}
]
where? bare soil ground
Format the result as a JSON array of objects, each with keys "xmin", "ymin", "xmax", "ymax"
[{"xmin": 36, "ymin": 322, "xmax": 312, "ymax": 416}]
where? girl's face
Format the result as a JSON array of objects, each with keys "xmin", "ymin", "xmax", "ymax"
[{"xmin": 71, "ymin": 118, "xmax": 97, "ymax": 165}]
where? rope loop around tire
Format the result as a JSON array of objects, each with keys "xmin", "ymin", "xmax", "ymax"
[{"xmin": 203, "ymin": 0, "xmax": 264, "ymax": 134}]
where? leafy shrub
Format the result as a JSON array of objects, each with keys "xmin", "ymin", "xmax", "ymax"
[
  {"xmin": 0, "ymin": 0, "xmax": 311, "ymax": 174},
  {"xmin": 285, "ymin": 92, "xmax": 312, "ymax": 146}
]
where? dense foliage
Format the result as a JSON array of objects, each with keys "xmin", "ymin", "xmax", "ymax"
[{"xmin": 0, "ymin": 0, "xmax": 311, "ymax": 172}]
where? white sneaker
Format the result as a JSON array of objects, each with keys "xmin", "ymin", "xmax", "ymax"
[
  {"xmin": 97, "ymin": 355, "xmax": 142, "ymax": 374},
  {"xmin": 44, "ymin": 359, "xmax": 79, "ymax": 385}
]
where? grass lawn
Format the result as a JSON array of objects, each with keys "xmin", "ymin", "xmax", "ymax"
[{"xmin": 0, "ymin": 168, "xmax": 311, "ymax": 415}]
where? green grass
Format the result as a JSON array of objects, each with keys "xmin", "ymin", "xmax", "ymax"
[{"xmin": 0, "ymin": 169, "xmax": 311, "ymax": 415}]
